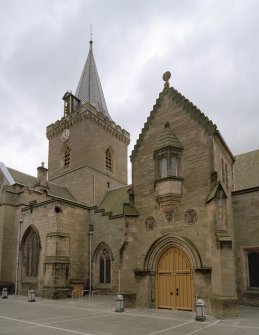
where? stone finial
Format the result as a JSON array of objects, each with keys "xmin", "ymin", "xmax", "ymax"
[{"xmin": 162, "ymin": 71, "xmax": 171, "ymax": 90}]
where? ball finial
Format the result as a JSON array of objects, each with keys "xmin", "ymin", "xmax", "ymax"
[
  {"xmin": 162, "ymin": 71, "xmax": 171, "ymax": 90},
  {"xmin": 162, "ymin": 71, "xmax": 171, "ymax": 82}
]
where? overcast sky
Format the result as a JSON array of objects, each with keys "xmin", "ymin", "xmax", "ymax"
[{"xmin": 1, "ymin": 0, "xmax": 259, "ymax": 180}]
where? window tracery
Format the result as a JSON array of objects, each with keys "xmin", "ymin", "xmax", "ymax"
[{"xmin": 94, "ymin": 243, "xmax": 112, "ymax": 284}]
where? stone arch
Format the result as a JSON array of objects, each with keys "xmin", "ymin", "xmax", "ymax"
[{"xmin": 144, "ymin": 233, "xmax": 202, "ymax": 271}]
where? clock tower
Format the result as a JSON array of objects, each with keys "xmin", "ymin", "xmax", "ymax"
[{"xmin": 46, "ymin": 40, "xmax": 130, "ymax": 206}]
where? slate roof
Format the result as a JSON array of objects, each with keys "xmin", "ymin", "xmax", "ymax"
[
  {"xmin": 98, "ymin": 185, "xmax": 138, "ymax": 217},
  {"xmin": 234, "ymin": 149, "xmax": 259, "ymax": 191},
  {"xmin": 7, "ymin": 167, "xmax": 76, "ymax": 201},
  {"xmin": 75, "ymin": 40, "xmax": 111, "ymax": 120}
]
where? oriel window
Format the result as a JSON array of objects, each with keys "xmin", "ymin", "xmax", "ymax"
[
  {"xmin": 158, "ymin": 153, "xmax": 180, "ymax": 179},
  {"xmin": 159, "ymin": 157, "xmax": 167, "ymax": 178},
  {"xmin": 171, "ymin": 156, "xmax": 178, "ymax": 177}
]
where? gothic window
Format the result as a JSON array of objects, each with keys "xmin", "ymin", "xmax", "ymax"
[
  {"xmin": 105, "ymin": 148, "xmax": 112, "ymax": 172},
  {"xmin": 99, "ymin": 248, "xmax": 111, "ymax": 283},
  {"xmin": 21, "ymin": 227, "xmax": 41, "ymax": 277},
  {"xmin": 94, "ymin": 243, "xmax": 112, "ymax": 285},
  {"xmin": 64, "ymin": 146, "xmax": 71, "ymax": 168},
  {"xmin": 248, "ymin": 250, "xmax": 259, "ymax": 288}
]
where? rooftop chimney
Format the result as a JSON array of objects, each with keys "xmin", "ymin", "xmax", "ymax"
[{"xmin": 36, "ymin": 162, "xmax": 48, "ymax": 189}]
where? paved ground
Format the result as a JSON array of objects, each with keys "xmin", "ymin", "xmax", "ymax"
[{"xmin": 0, "ymin": 294, "xmax": 259, "ymax": 335}]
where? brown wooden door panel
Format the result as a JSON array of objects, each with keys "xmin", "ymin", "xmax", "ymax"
[{"xmin": 157, "ymin": 246, "xmax": 193, "ymax": 310}]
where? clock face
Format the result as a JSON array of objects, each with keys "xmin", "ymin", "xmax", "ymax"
[{"xmin": 61, "ymin": 129, "xmax": 70, "ymax": 142}]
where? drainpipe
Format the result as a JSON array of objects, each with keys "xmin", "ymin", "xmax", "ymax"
[{"xmin": 15, "ymin": 220, "xmax": 23, "ymax": 295}]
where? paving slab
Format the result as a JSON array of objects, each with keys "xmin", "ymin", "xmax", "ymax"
[{"xmin": 0, "ymin": 295, "xmax": 259, "ymax": 335}]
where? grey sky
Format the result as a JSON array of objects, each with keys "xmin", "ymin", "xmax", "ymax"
[{"xmin": 0, "ymin": 0, "xmax": 258, "ymax": 179}]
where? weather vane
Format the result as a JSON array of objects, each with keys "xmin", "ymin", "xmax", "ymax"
[{"xmin": 90, "ymin": 24, "xmax": 93, "ymax": 41}]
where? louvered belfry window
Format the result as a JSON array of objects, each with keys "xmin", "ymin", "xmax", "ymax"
[
  {"xmin": 64, "ymin": 146, "xmax": 71, "ymax": 168},
  {"xmin": 105, "ymin": 149, "xmax": 112, "ymax": 171}
]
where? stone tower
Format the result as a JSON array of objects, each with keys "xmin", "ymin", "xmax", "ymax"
[{"xmin": 46, "ymin": 40, "xmax": 130, "ymax": 206}]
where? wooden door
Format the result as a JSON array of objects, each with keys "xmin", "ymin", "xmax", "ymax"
[{"xmin": 157, "ymin": 246, "xmax": 193, "ymax": 310}]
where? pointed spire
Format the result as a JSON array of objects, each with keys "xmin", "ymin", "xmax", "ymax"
[{"xmin": 75, "ymin": 40, "xmax": 111, "ymax": 120}]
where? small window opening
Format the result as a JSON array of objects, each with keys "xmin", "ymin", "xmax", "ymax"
[
  {"xmin": 225, "ymin": 163, "xmax": 229, "ymax": 188},
  {"xmin": 64, "ymin": 147, "xmax": 70, "ymax": 168},
  {"xmin": 105, "ymin": 149, "xmax": 112, "ymax": 171},
  {"xmin": 221, "ymin": 158, "xmax": 225, "ymax": 183}
]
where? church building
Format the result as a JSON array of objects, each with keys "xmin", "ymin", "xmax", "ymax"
[{"xmin": 0, "ymin": 40, "xmax": 259, "ymax": 318}]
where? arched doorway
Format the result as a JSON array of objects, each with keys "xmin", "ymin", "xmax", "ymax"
[{"xmin": 157, "ymin": 246, "xmax": 193, "ymax": 310}]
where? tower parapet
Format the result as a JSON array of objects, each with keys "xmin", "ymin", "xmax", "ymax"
[{"xmin": 46, "ymin": 103, "xmax": 130, "ymax": 145}]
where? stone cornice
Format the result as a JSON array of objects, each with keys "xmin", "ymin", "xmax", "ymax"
[{"xmin": 46, "ymin": 103, "xmax": 130, "ymax": 145}]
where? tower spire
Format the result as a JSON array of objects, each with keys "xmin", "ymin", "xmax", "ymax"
[{"xmin": 75, "ymin": 38, "xmax": 111, "ymax": 119}]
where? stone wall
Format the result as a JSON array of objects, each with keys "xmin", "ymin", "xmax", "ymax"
[
  {"xmin": 47, "ymin": 108, "xmax": 129, "ymax": 206},
  {"xmin": 233, "ymin": 188, "xmax": 259, "ymax": 306},
  {"xmin": 18, "ymin": 198, "xmax": 89, "ymax": 296}
]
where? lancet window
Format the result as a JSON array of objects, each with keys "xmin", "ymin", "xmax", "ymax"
[
  {"xmin": 94, "ymin": 243, "xmax": 112, "ymax": 284},
  {"xmin": 21, "ymin": 227, "xmax": 41, "ymax": 277}
]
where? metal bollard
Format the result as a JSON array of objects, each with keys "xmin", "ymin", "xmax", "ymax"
[
  {"xmin": 195, "ymin": 298, "xmax": 206, "ymax": 321},
  {"xmin": 1, "ymin": 288, "xmax": 8, "ymax": 299},
  {"xmin": 115, "ymin": 294, "xmax": 124, "ymax": 312},
  {"xmin": 28, "ymin": 289, "xmax": 36, "ymax": 302}
]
